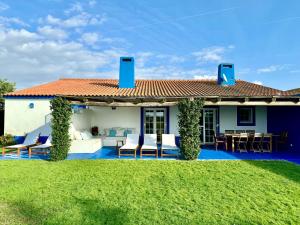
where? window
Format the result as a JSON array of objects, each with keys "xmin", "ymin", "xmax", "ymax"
[{"xmin": 237, "ymin": 107, "xmax": 255, "ymax": 126}]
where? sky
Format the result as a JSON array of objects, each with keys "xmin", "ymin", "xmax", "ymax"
[{"xmin": 0, "ymin": 0, "xmax": 299, "ymax": 90}]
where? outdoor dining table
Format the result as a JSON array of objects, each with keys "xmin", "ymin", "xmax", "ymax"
[{"xmin": 224, "ymin": 133, "xmax": 273, "ymax": 152}]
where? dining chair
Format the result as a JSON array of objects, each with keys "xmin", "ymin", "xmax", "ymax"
[
  {"xmin": 275, "ymin": 131, "xmax": 288, "ymax": 151},
  {"xmin": 250, "ymin": 133, "xmax": 263, "ymax": 152},
  {"xmin": 236, "ymin": 130, "xmax": 246, "ymax": 134},
  {"xmin": 261, "ymin": 133, "xmax": 272, "ymax": 153},
  {"xmin": 225, "ymin": 130, "xmax": 235, "ymax": 134},
  {"xmin": 213, "ymin": 131, "xmax": 227, "ymax": 151},
  {"xmin": 236, "ymin": 133, "xmax": 248, "ymax": 153},
  {"xmin": 246, "ymin": 130, "xmax": 255, "ymax": 134}
]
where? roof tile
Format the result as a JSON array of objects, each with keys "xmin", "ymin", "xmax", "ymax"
[{"xmin": 5, "ymin": 78, "xmax": 291, "ymax": 98}]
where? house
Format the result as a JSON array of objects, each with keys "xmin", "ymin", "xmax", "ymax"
[{"xmin": 4, "ymin": 57, "xmax": 300, "ymax": 153}]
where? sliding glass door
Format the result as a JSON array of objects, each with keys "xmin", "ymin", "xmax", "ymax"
[
  {"xmin": 200, "ymin": 108, "xmax": 217, "ymax": 144},
  {"xmin": 144, "ymin": 108, "xmax": 167, "ymax": 143}
]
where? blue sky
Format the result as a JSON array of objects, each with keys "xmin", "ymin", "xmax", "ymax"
[{"xmin": 0, "ymin": 0, "xmax": 299, "ymax": 90}]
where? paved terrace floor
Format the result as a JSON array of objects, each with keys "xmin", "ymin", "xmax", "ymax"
[{"xmin": 1, "ymin": 147, "xmax": 300, "ymax": 165}]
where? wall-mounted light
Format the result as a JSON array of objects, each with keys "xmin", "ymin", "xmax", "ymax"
[{"xmin": 29, "ymin": 103, "xmax": 34, "ymax": 109}]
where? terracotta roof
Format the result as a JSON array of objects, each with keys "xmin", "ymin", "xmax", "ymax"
[{"xmin": 5, "ymin": 78, "xmax": 292, "ymax": 98}]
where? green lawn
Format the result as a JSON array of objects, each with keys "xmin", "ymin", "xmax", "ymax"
[{"xmin": 0, "ymin": 160, "xmax": 299, "ymax": 225}]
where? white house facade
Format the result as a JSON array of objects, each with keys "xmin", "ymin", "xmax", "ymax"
[{"xmin": 4, "ymin": 58, "xmax": 300, "ymax": 153}]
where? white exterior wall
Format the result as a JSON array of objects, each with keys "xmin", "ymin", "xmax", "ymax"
[
  {"xmin": 169, "ymin": 105, "xmax": 179, "ymax": 136},
  {"xmin": 71, "ymin": 109, "xmax": 92, "ymax": 131},
  {"xmin": 219, "ymin": 106, "xmax": 267, "ymax": 133},
  {"xmin": 4, "ymin": 99, "xmax": 268, "ymax": 138},
  {"xmin": 4, "ymin": 98, "xmax": 52, "ymax": 136},
  {"xmin": 89, "ymin": 106, "xmax": 140, "ymax": 133}
]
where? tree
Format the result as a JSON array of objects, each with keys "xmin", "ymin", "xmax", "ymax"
[
  {"xmin": 177, "ymin": 98, "xmax": 204, "ymax": 160},
  {"xmin": 50, "ymin": 97, "xmax": 72, "ymax": 161},
  {"xmin": 0, "ymin": 79, "xmax": 15, "ymax": 104}
]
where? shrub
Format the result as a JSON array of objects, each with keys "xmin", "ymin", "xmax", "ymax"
[
  {"xmin": 177, "ymin": 98, "xmax": 204, "ymax": 160},
  {"xmin": 50, "ymin": 97, "xmax": 72, "ymax": 161},
  {"xmin": 0, "ymin": 134, "xmax": 16, "ymax": 147}
]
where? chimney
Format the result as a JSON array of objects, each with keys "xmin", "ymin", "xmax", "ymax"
[
  {"xmin": 217, "ymin": 63, "xmax": 235, "ymax": 86},
  {"xmin": 119, "ymin": 57, "xmax": 135, "ymax": 88}
]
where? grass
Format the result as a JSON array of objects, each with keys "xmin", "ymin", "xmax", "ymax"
[{"xmin": 0, "ymin": 160, "xmax": 299, "ymax": 225}]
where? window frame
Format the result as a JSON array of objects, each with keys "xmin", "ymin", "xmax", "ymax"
[{"xmin": 237, "ymin": 106, "xmax": 256, "ymax": 126}]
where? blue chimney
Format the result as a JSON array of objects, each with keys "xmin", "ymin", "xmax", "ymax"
[
  {"xmin": 218, "ymin": 63, "xmax": 235, "ymax": 86},
  {"xmin": 119, "ymin": 57, "xmax": 135, "ymax": 88}
]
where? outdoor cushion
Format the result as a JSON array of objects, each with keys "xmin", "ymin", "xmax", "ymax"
[
  {"xmin": 45, "ymin": 135, "xmax": 52, "ymax": 144},
  {"xmin": 141, "ymin": 144, "xmax": 157, "ymax": 149},
  {"xmin": 30, "ymin": 143, "xmax": 52, "ymax": 149},
  {"xmin": 116, "ymin": 128, "xmax": 125, "ymax": 137},
  {"xmin": 161, "ymin": 144, "xmax": 179, "ymax": 150},
  {"xmin": 81, "ymin": 131, "xmax": 93, "ymax": 140},
  {"xmin": 109, "ymin": 129, "xmax": 116, "ymax": 137},
  {"xmin": 143, "ymin": 134, "xmax": 157, "ymax": 146},
  {"xmin": 161, "ymin": 134, "xmax": 179, "ymax": 150},
  {"xmin": 23, "ymin": 132, "xmax": 39, "ymax": 146},
  {"xmin": 124, "ymin": 128, "xmax": 136, "ymax": 136},
  {"xmin": 120, "ymin": 134, "xmax": 139, "ymax": 150},
  {"xmin": 74, "ymin": 131, "xmax": 82, "ymax": 140},
  {"xmin": 5, "ymin": 144, "xmax": 27, "ymax": 149}
]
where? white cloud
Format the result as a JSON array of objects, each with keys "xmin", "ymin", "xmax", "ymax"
[
  {"xmin": 64, "ymin": 2, "xmax": 83, "ymax": 14},
  {"xmin": 253, "ymin": 80, "xmax": 263, "ymax": 85},
  {"xmin": 257, "ymin": 65, "xmax": 279, "ymax": 73},
  {"xmin": 0, "ymin": 2, "xmax": 9, "ymax": 11},
  {"xmin": 156, "ymin": 54, "xmax": 186, "ymax": 64},
  {"xmin": 89, "ymin": 0, "xmax": 97, "ymax": 7},
  {"xmin": 256, "ymin": 64, "xmax": 287, "ymax": 73},
  {"xmin": 44, "ymin": 13, "xmax": 106, "ymax": 28},
  {"xmin": 290, "ymin": 70, "xmax": 300, "ymax": 74},
  {"xmin": 0, "ymin": 16, "xmax": 28, "ymax": 27},
  {"xmin": 81, "ymin": 32, "xmax": 98, "ymax": 45},
  {"xmin": 194, "ymin": 75, "xmax": 217, "ymax": 80},
  {"xmin": 0, "ymin": 26, "xmax": 125, "ymax": 88},
  {"xmin": 38, "ymin": 26, "xmax": 68, "ymax": 40},
  {"xmin": 192, "ymin": 45, "xmax": 234, "ymax": 64}
]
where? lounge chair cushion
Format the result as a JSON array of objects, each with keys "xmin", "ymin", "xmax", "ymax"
[
  {"xmin": 120, "ymin": 143, "xmax": 138, "ymax": 150},
  {"xmin": 74, "ymin": 131, "xmax": 82, "ymax": 140},
  {"xmin": 81, "ymin": 131, "xmax": 93, "ymax": 140},
  {"xmin": 5, "ymin": 144, "xmax": 27, "ymax": 149},
  {"xmin": 141, "ymin": 144, "xmax": 157, "ymax": 150},
  {"xmin": 120, "ymin": 134, "xmax": 139, "ymax": 150},
  {"xmin": 161, "ymin": 144, "xmax": 179, "ymax": 150},
  {"xmin": 31, "ymin": 143, "xmax": 52, "ymax": 149},
  {"xmin": 23, "ymin": 132, "xmax": 39, "ymax": 146}
]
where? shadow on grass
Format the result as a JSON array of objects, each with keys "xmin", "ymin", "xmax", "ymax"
[
  {"xmin": 8, "ymin": 198, "xmax": 128, "ymax": 225},
  {"xmin": 246, "ymin": 160, "xmax": 300, "ymax": 184}
]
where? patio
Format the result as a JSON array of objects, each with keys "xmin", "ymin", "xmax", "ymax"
[{"xmin": 1, "ymin": 147, "xmax": 300, "ymax": 164}]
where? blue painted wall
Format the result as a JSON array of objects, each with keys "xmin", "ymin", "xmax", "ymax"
[
  {"xmin": 119, "ymin": 57, "xmax": 135, "ymax": 88},
  {"xmin": 217, "ymin": 63, "xmax": 235, "ymax": 86},
  {"xmin": 267, "ymin": 106, "xmax": 300, "ymax": 151}
]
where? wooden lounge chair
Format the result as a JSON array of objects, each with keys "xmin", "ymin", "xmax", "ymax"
[
  {"xmin": 118, "ymin": 134, "xmax": 139, "ymax": 158},
  {"xmin": 28, "ymin": 135, "xmax": 52, "ymax": 158},
  {"xmin": 140, "ymin": 134, "xmax": 158, "ymax": 158},
  {"xmin": 161, "ymin": 134, "xmax": 179, "ymax": 158},
  {"xmin": 2, "ymin": 132, "xmax": 40, "ymax": 156}
]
